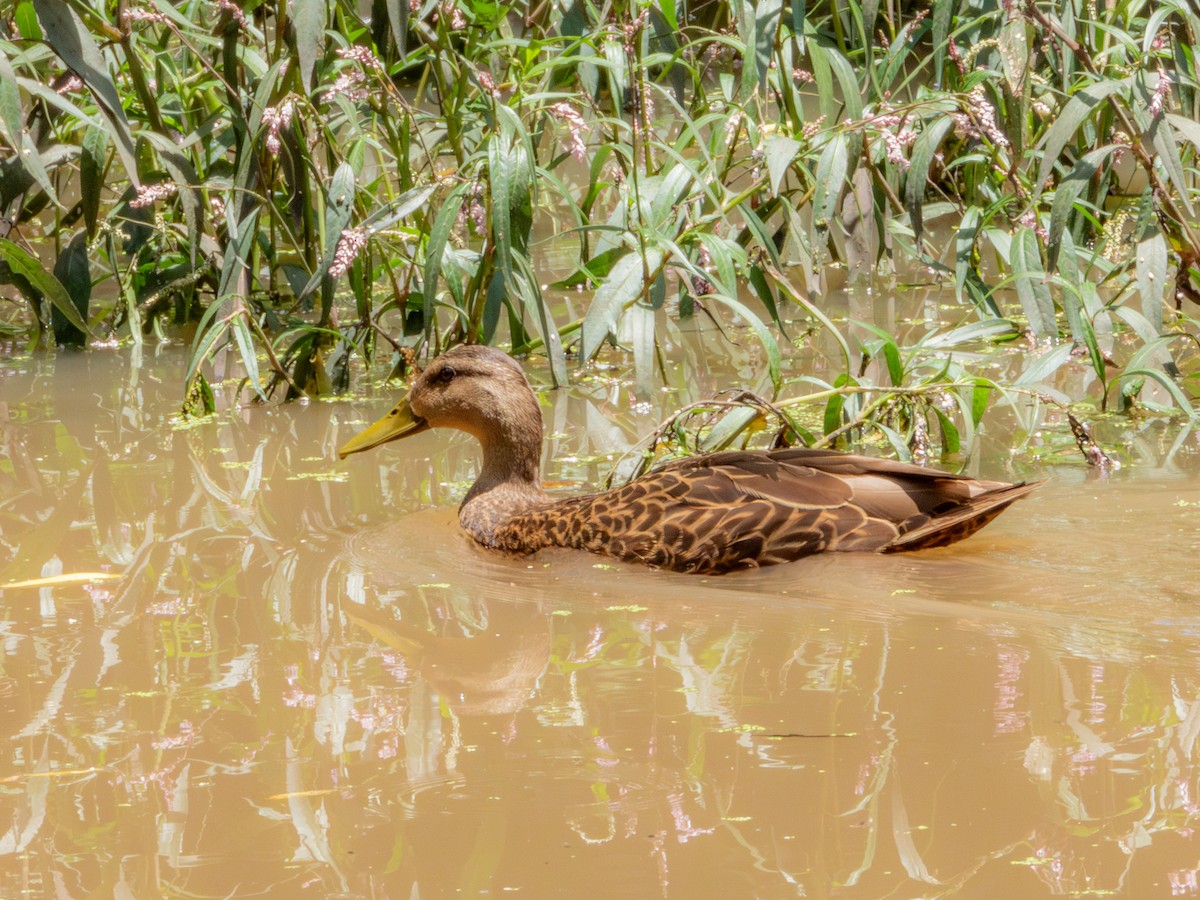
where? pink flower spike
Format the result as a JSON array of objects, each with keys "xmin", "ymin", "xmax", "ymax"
[
  {"xmin": 130, "ymin": 182, "xmax": 178, "ymax": 208},
  {"xmin": 329, "ymin": 227, "xmax": 368, "ymax": 278}
]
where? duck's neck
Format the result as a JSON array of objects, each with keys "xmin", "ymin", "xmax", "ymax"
[{"xmin": 458, "ymin": 406, "xmax": 552, "ymax": 544}]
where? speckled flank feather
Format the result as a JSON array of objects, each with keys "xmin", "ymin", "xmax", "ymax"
[
  {"xmin": 339, "ymin": 345, "xmax": 1040, "ymax": 575},
  {"xmin": 489, "ymin": 449, "xmax": 1038, "ymax": 574}
]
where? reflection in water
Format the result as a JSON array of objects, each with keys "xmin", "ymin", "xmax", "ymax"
[{"xmin": 1, "ymin": 346, "xmax": 1200, "ymax": 897}]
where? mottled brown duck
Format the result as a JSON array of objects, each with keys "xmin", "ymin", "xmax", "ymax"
[{"xmin": 338, "ymin": 346, "xmax": 1038, "ymax": 575}]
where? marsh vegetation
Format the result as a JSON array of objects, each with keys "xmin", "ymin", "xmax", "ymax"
[{"xmin": 2, "ymin": 0, "xmax": 1200, "ymax": 464}]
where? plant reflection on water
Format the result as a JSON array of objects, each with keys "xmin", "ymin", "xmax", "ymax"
[{"xmin": 2, "ymin": 343, "xmax": 1200, "ymax": 898}]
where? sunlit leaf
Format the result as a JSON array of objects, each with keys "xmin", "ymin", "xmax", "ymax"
[
  {"xmin": 1010, "ymin": 227, "xmax": 1056, "ymax": 338},
  {"xmin": 1035, "ymin": 78, "xmax": 1127, "ymax": 196},
  {"xmin": 999, "ymin": 9, "xmax": 1029, "ymax": 98},
  {"xmin": 751, "ymin": 0, "xmax": 783, "ymax": 96},
  {"xmin": 931, "ymin": 0, "xmax": 951, "ymax": 86},
  {"xmin": 955, "ymin": 207, "xmax": 981, "ymax": 305},
  {"xmin": 1147, "ymin": 111, "xmax": 1194, "ymax": 217},
  {"xmin": 813, "ymin": 133, "xmax": 848, "ymax": 228},
  {"xmin": 581, "ymin": 248, "xmax": 661, "ymax": 362},
  {"xmin": 1047, "ymin": 145, "xmax": 1118, "ymax": 273},
  {"xmin": 0, "ymin": 48, "xmax": 25, "ymax": 155},
  {"xmin": 34, "ymin": 0, "xmax": 140, "ymax": 186},
  {"xmin": 231, "ymin": 315, "xmax": 265, "ymax": 400},
  {"xmin": 906, "ymin": 117, "xmax": 954, "ymax": 247},
  {"xmin": 293, "ymin": 0, "xmax": 326, "ymax": 90},
  {"xmin": 1015, "ymin": 343, "xmax": 1073, "ymax": 387},
  {"xmin": 1135, "ymin": 229, "xmax": 1168, "ymax": 336}
]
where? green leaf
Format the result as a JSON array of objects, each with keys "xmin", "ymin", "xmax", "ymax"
[
  {"xmin": 383, "ymin": 0, "xmax": 408, "ymax": 58},
  {"xmin": 1147, "ymin": 111, "xmax": 1194, "ymax": 217},
  {"xmin": 790, "ymin": 0, "xmax": 806, "ymax": 48},
  {"xmin": 603, "ymin": 38, "xmax": 629, "ymax": 111},
  {"xmin": 0, "ymin": 47, "xmax": 23, "ymax": 149},
  {"xmin": 882, "ymin": 341, "xmax": 903, "ymax": 387},
  {"xmin": 933, "ymin": 408, "xmax": 960, "ymax": 455},
  {"xmin": 581, "ymin": 248, "xmax": 662, "ymax": 362},
  {"xmin": 1010, "ymin": 227, "xmax": 1056, "ymax": 338},
  {"xmin": 825, "ymin": 44, "xmax": 863, "ymax": 123},
  {"xmin": 1046, "ymin": 145, "xmax": 1117, "ymax": 273},
  {"xmin": 422, "ymin": 182, "xmax": 470, "ymax": 338},
  {"xmin": 658, "ymin": 0, "xmax": 678, "ymax": 32},
  {"xmin": 764, "ymin": 134, "xmax": 801, "ymax": 197},
  {"xmin": 747, "ymin": 263, "xmax": 784, "ymax": 331},
  {"xmin": 1015, "ymin": 343, "xmax": 1073, "ymax": 387},
  {"xmin": 823, "ymin": 386, "xmax": 846, "ymax": 436},
  {"xmin": 998, "ymin": 9, "xmax": 1029, "ymax": 98},
  {"xmin": 0, "ymin": 238, "xmax": 91, "ymax": 338},
  {"xmin": 1166, "ymin": 112, "xmax": 1200, "ymax": 154},
  {"xmin": 325, "ymin": 162, "xmax": 357, "ymax": 258},
  {"xmin": 647, "ymin": 161, "xmax": 692, "ymax": 233},
  {"xmin": 700, "ymin": 406, "xmax": 760, "ymax": 452},
  {"xmin": 1135, "ymin": 228, "xmax": 1168, "ymax": 335},
  {"xmin": 143, "ymin": 132, "xmax": 202, "ymax": 261},
  {"xmin": 906, "ymin": 116, "xmax": 954, "ymax": 247},
  {"xmin": 629, "ymin": 302, "xmax": 656, "ymax": 396},
  {"xmin": 50, "ymin": 231, "xmax": 90, "ymax": 346},
  {"xmin": 295, "ymin": 163, "xmax": 356, "ymax": 310},
  {"xmin": 931, "ymin": 0, "xmax": 952, "ymax": 86},
  {"xmin": 231, "ymin": 315, "xmax": 265, "ymax": 400},
  {"xmin": 293, "ymin": 0, "xmax": 326, "ymax": 91},
  {"xmin": 1035, "ymin": 78, "xmax": 1127, "ymax": 196},
  {"xmin": 1117, "ymin": 367, "xmax": 1197, "ymax": 418},
  {"xmin": 752, "ymin": 0, "xmax": 784, "ymax": 96},
  {"xmin": 14, "ymin": 1, "xmax": 41, "ymax": 39},
  {"xmin": 80, "ymin": 126, "xmax": 106, "ymax": 239},
  {"xmin": 955, "ymin": 206, "xmax": 981, "ymax": 304},
  {"xmin": 35, "ymin": 0, "xmax": 140, "ymax": 187},
  {"xmin": 812, "ymin": 133, "xmax": 848, "ymax": 228},
  {"xmin": 215, "ymin": 207, "xmax": 259, "ymax": 305},
  {"xmin": 970, "ymin": 380, "xmax": 990, "ymax": 427}
]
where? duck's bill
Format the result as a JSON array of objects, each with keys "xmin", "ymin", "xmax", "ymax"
[{"xmin": 338, "ymin": 394, "xmax": 430, "ymax": 459}]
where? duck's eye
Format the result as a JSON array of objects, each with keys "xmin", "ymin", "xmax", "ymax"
[{"xmin": 435, "ymin": 365, "xmax": 456, "ymax": 384}]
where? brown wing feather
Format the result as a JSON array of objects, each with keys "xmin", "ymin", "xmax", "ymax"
[{"xmin": 497, "ymin": 449, "xmax": 1036, "ymax": 574}]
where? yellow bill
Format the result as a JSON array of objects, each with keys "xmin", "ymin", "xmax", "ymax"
[{"xmin": 338, "ymin": 393, "xmax": 429, "ymax": 459}]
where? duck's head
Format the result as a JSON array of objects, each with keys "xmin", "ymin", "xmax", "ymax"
[{"xmin": 337, "ymin": 345, "xmax": 542, "ymax": 460}]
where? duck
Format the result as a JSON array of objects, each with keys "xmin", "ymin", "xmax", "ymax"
[{"xmin": 337, "ymin": 345, "xmax": 1038, "ymax": 575}]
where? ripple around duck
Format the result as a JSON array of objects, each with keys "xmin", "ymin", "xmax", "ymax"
[{"xmin": 335, "ymin": 476, "xmax": 1200, "ymax": 674}]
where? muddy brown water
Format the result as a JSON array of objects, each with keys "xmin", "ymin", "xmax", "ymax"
[{"xmin": 2, "ymin": 344, "xmax": 1200, "ymax": 899}]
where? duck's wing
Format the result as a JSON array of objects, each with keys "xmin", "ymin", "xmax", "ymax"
[{"xmin": 502, "ymin": 449, "xmax": 1036, "ymax": 574}]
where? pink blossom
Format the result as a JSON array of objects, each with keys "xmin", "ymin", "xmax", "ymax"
[
  {"xmin": 56, "ymin": 75, "xmax": 84, "ymax": 94},
  {"xmin": 1019, "ymin": 210, "xmax": 1048, "ymax": 242},
  {"xmin": 953, "ymin": 85, "xmax": 1009, "ymax": 147},
  {"xmin": 338, "ymin": 45, "xmax": 383, "ymax": 69},
  {"xmin": 123, "ymin": 7, "xmax": 169, "ymax": 24},
  {"xmin": 478, "ymin": 70, "xmax": 501, "ymax": 98},
  {"xmin": 130, "ymin": 182, "xmax": 178, "ymax": 208},
  {"xmin": 329, "ymin": 227, "xmax": 368, "ymax": 278},
  {"xmin": 322, "ymin": 70, "xmax": 369, "ymax": 104},
  {"xmin": 1150, "ymin": 72, "xmax": 1172, "ymax": 117},
  {"xmin": 261, "ymin": 98, "xmax": 295, "ymax": 156},
  {"xmin": 548, "ymin": 102, "xmax": 588, "ymax": 163}
]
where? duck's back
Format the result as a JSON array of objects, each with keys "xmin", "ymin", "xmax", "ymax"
[{"xmin": 492, "ymin": 449, "xmax": 1036, "ymax": 574}]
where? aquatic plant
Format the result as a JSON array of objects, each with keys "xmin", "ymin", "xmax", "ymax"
[{"xmin": 1, "ymin": 0, "xmax": 1199, "ymax": 458}]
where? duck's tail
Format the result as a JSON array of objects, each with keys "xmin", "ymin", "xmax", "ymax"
[{"xmin": 882, "ymin": 480, "xmax": 1043, "ymax": 553}]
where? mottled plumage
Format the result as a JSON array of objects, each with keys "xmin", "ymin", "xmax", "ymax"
[{"xmin": 339, "ymin": 346, "xmax": 1038, "ymax": 575}]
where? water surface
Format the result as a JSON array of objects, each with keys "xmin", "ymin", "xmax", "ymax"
[{"xmin": 2, "ymin": 345, "xmax": 1199, "ymax": 898}]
